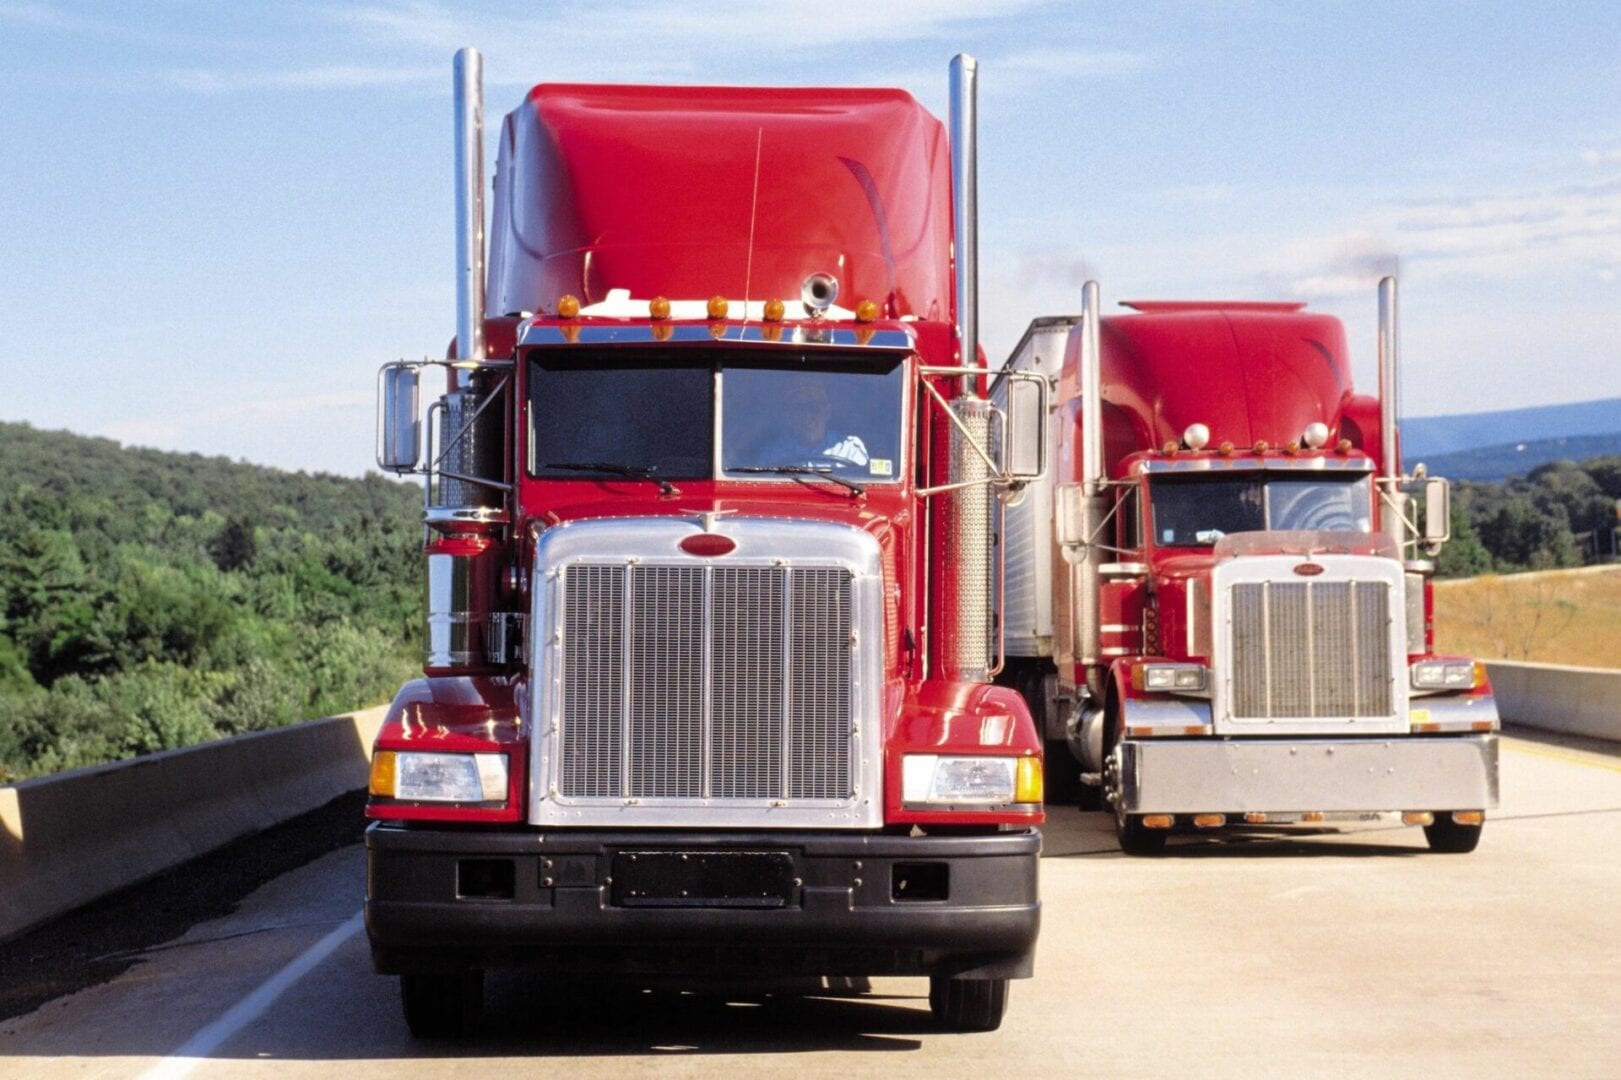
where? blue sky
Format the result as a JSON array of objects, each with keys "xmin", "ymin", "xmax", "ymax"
[{"xmin": 1, "ymin": 1, "xmax": 1617, "ymax": 476}]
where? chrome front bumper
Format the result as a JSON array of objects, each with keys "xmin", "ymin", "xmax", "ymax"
[{"xmin": 1116, "ymin": 734, "xmax": 1499, "ymax": 814}]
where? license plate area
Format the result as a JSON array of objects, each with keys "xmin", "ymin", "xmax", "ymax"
[{"xmin": 610, "ymin": 850, "xmax": 796, "ymax": 909}]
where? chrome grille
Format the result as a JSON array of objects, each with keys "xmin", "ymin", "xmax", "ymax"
[
  {"xmin": 559, "ymin": 563, "xmax": 853, "ymax": 801},
  {"xmin": 1230, "ymin": 580, "xmax": 1392, "ymax": 719}
]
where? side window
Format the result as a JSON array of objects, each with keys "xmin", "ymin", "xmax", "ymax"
[{"xmin": 1116, "ymin": 484, "xmax": 1141, "ymax": 551}]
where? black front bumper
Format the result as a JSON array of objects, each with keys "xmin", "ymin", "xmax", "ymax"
[{"xmin": 366, "ymin": 824, "xmax": 1040, "ymax": 980}]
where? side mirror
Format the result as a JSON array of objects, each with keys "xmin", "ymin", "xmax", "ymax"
[
  {"xmin": 1422, "ymin": 476, "xmax": 1450, "ymax": 549},
  {"xmin": 377, "ymin": 363, "xmax": 421, "ymax": 472},
  {"xmin": 1002, "ymin": 372, "xmax": 1048, "ymax": 482}
]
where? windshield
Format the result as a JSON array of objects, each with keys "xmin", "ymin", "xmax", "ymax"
[
  {"xmin": 527, "ymin": 351, "xmax": 905, "ymax": 484},
  {"xmin": 1150, "ymin": 474, "xmax": 1372, "ymax": 547}
]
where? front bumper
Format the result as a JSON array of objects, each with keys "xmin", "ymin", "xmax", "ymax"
[
  {"xmin": 1116, "ymin": 734, "xmax": 1499, "ymax": 814},
  {"xmin": 366, "ymin": 825, "xmax": 1040, "ymax": 980}
]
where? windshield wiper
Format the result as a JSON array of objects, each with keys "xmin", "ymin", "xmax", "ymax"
[
  {"xmin": 730, "ymin": 465, "xmax": 865, "ymax": 497},
  {"xmin": 541, "ymin": 461, "xmax": 678, "ymax": 496}
]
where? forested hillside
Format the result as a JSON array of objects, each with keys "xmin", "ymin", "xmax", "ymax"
[
  {"xmin": 1439, "ymin": 455, "xmax": 1621, "ymax": 576},
  {"xmin": 0, "ymin": 423, "xmax": 423, "ymax": 782}
]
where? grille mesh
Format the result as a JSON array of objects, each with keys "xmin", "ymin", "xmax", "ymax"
[
  {"xmin": 1230, "ymin": 580, "xmax": 1392, "ymax": 720},
  {"xmin": 559, "ymin": 563, "xmax": 853, "ymax": 801}
]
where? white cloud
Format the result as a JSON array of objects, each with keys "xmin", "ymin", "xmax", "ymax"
[{"xmin": 998, "ymin": 45, "xmax": 1161, "ymax": 83}]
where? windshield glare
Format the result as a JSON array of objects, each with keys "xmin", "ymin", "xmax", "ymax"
[
  {"xmin": 527, "ymin": 352, "xmax": 905, "ymax": 484},
  {"xmin": 1150, "ymin": 474, "xmax": 1372, "ymax": 547}
]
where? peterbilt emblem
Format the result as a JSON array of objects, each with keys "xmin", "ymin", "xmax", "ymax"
[{"xmin": 1293, "ymin": 562, "xmax": 1325, "ymax": 577}]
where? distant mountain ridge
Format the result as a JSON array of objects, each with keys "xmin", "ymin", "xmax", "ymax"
[
  {"xmin": 1419, "ymin": 433, "xmax": 1621, "ymax": 483},
  {"xmin": 1403, "ymin": 397, "xmax": 1621, "ymax": 458}
]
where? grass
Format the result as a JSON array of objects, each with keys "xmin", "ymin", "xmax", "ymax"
[{"xmin": 1433, "ymin": 565, "xmax": 1621, "ymax": 669}]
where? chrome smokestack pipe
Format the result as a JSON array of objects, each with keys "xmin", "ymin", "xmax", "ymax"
[
  {"xmin": 1377, "ymin": 275, "xmax": 1399, "ymax": 482},
  {"xmin": 1378, "ymin": 276, "xmax": 1405, "ymax": 551},
  {"xmin": 949, "ymin": 54, "xmax": 978, "ymax": 370},
  {"xmin": 1081, "ymin": 281, "xmax": 1103, "ymax": 491},
  {"xmin": 454, "ymin": 47, "xmax": 487, "ymax": 365},
  {"xmin": 1077, "ymin": 280, "xmax": 1104, "ymax": 684}
]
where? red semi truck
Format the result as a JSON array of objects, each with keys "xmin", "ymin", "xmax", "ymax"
[
  {"xmin": 365, "ymin": 50, "xmax": 1047, "ymax": 1037},
  {"xmin": 998, "ymin": 281, "xmax": 1499, "ymax": 854}
]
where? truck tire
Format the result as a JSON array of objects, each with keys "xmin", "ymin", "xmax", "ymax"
[
  {"xmin": 1423, "ymin": 815, "xmax": 1483, "ymax": 854},
  {"xmin": 1103, "ymin": 727, "xmax": 1165, "ymax": 854},
  {"xmin": 1115, "ymin": 812, "xmax": 1168, "ymax": 856},
  {"xmin": 929, "ymin": 975, "xmax": 1009, "ymax": 1032},
  {"xmin": 1043, "ymin": 740, "xmax": 1084, "ymax": 805},
  {"xmin": 401, "ymin": 970, "xmax": 483, "ymax": 1039}
]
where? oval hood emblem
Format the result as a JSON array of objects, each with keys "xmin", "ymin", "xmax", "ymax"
[{"xmin": 1293, "ymin": 562, "xmax": 1325, "ymax": 576}]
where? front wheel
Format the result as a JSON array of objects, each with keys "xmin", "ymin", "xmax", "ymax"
[
  {"xmin": 1115, "ymin": 812, "xmax": 1169, "ymax": 855},
  {"xmin": 1423, "ymin": 815, "xmax": 1483, "ymax": 853},
  {"xmin": 929, "ymin": 975, "xmax": 1009, "ymax": 1032},
  {"xmin": 401, "ymin": 969, "xmax": 484, "ymax": 1039},
  {"xmin": 1104, "ymin": 739, "xmax": 1166, "ymax": 855}
]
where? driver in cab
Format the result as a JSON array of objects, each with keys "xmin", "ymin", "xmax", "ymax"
[{"xmin": 757, "ymin": 378, "xmax": 869, "ymax": 468}]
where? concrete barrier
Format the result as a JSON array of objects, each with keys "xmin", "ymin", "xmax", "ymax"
[
  {"xmin": 1488, "ymin": 661, "xmax": 1621, "ymax": 743},
  {"xmin": 0, "ymin": 706, "xmax": 387, "ymax": 943}
]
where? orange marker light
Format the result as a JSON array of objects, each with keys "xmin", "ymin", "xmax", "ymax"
[
  {"xmin": 1336, "ymin": 438, "xmax": 1353, "ymax": 454},
  {"xmin": 1302, "ymin": 811, "xmax": 1325, "ymax": 823},
  {"xmin": 1192, "ymin": 814, "xmax": 1225, "ymax": 829},
  {"xmin": 1218, "ymin": 441, "xmax": 1234, "ymax": 456},
  {"xmin": 1402, "ymin": 811, "xmax": 1435, "ymax": 826},
  {"xmin": 855, "ymin": 299, "xmax": 878, "ymax": 323},
  {"xmin": 1142, "ymin": 815, "xmax": 1175, "ymax": 829},
  {"xmin": 556, "ymin": 294, "xmax": 581, "ymax": 318},
  {"xmin": 1253, "ymin": 440, "xmax": 1269, "ymax": 454},
  {"xmin": 369, "ymin": 751, "xmax": 397, "ymax": 798},
  {"xmin": 1284, "ymin": 441, "xmax": 1300, "ymax": 455},
  {"xmin": 1452, "ymin": 811, "xmax": 1485, "ymax": 826},
  {"xmin": 1161, "ymin": 441, "xmax": 1178, "ymax": 456},
  {"xmin": 707, "ymin": 295, "xmax": 729, "ymax": 319},
  {"xmin": 1243, "ymin": 812, "xmax": 1267, "ymax": 825},
  {"xmin": 763, "ymin": 298, "xmax": 786, "ymax": 322},
  {"xmin": 649, "ymin": 296, "xmax": 671, "ymax": 320}
]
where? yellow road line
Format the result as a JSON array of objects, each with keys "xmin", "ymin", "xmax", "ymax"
[{"xmin": 1502, "ymin": 738, "xmax": 1621, "ymax": 774}]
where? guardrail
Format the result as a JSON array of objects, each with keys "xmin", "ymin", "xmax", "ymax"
[
  {"xmin": 1487, "ymin": 661, "xmax": 1621, "ymax": 743},
  {"xmin": 0, "ymin": 707, "xmax": 386, "ymax": 943}
]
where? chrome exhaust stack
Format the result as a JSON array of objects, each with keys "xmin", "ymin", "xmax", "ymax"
[
  {"xmin": 949, "ymin": 54, "xmax": 978, "ymax": 372},
  {"xmin": 1075, "ymin": 280, "xmax": 1108, "ymax": 706},
  {"xmin": 1378, "ymin": 276, "xmax": 1405, "ymax": 552},
  {"xmin": 454, "ymin": 46, "xmax": 487, "ymax": 366}
]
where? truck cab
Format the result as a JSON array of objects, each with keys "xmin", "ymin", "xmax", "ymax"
[
  {"xmin": 1002, "ymin": 284, "xmax": 1499, "ymax": 854},
  {"xmin": 364, "ymin": 51, "xmax": 1046, "ymax": 1037}
]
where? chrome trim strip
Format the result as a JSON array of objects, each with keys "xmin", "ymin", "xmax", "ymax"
[
  {"xmin": 520, "ymin": 323, "xmax": 915, "ymax": 351},
  {"xmin": 1136, "ymin": 457, "xmax": 1374, "ymax": 473}
]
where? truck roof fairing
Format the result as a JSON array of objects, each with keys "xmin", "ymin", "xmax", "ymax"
[
  {"xmin": 1066, "ymin": 307, "xmax": 1356, "ymax": 462},
  {"xmin": 489, "ymin": 84, "xmax": 954, "ymax": 326}
]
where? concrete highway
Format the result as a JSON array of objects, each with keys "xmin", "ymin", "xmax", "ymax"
[{"xmin": 3, "ymin": 729, "xmax": 1617, "ymax": 1079}]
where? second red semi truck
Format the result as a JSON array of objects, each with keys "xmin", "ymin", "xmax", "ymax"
[
  {"xmin": 365, "ymin": 50, "xmax": 1047, "ymax": 1037},
  {"xmin": 999, "ymin": 281, "xmax": 1500, "ymax": 853}
]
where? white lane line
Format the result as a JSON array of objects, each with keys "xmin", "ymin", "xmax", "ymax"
[{"xmin": 138, "ymin": 910, "xmax": 364, "ymax": 1080}]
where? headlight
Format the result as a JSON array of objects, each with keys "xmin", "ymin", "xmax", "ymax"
[
  {"xmin": 1411, "ymin": 661, "xmax": 1482, "ymax": 690},
  {"xmin": 369, "ymin": 751, "xmax": 508, "ymax": 803},
  {"xmin": 902, "ymin": 754, "xmax": 1042, "ymax": 805},
  {"xmin": 1135, "ymin": 662, "xmax": 1208, "ymax": 693}
]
